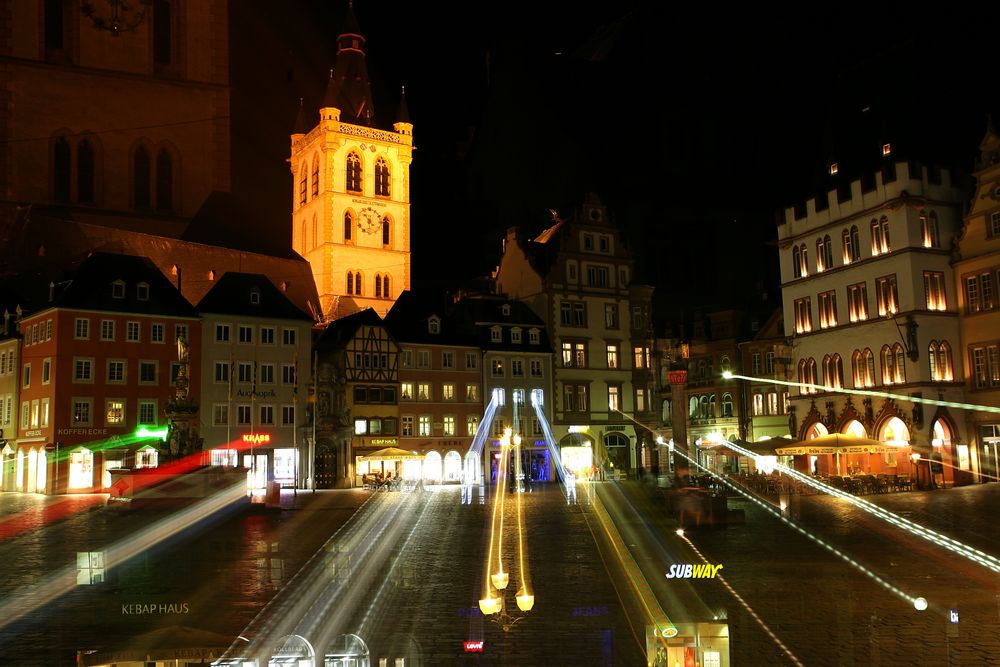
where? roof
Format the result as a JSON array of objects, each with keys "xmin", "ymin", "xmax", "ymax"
[
  {"xmin": 48, "ymin": 252, "xmax": 197, "ymax": 316},
  {"xmin": 452, "ymin": 296, "xmax": 552, "ymax": 353},
  {"xmin": 383, "ymin": 288, "xmax": 477, "ymax": 346},
  {"xmin": 315, "ymin": 307, "xmax": 387, "ymax": 350},
  {"xmin": 196, "ymin": 272, "xmax": 314, "ymax": 321},
  {"xmin": 327, "ymin": 4, "xmax": 376, "ymax": 126}
]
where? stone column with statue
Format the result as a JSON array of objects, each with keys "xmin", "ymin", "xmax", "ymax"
[{"xmin": 165, "ymin": 333, "xmax": 202, "ymax": 459}]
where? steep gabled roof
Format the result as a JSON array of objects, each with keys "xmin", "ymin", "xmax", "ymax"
[
  {"xmin": 383, "ymin": 288, "xmax": 476, "ymax": 346},
  {"xmin": 452, "ymin": 296, "xmax": 552, "ymax": 353},
  {"xmin": 315, "ymin": 307, "xmax": 386, "ymax": 350},
  {"xmin": 49, "ymin": 251, "xmax": 197, "ymax": 317},
  {"xmin": 196, "ymin": 272, "xmax": 314, "ymax": 321}
]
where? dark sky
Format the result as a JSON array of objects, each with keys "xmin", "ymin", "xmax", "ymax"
[{"xmin": 229, "ymin": 1, "xmax": 999, "ymax": 315}]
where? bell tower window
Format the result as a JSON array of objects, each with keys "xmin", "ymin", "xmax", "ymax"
[
  {"xmin": 346, "ymin": 152, "xmax": 362, "ymax": 193},
  {"xmin": 375, "ymin": 157, "xmax": 390, "ymax": 197}
]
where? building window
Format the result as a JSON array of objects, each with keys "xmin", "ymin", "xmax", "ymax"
[
  {"xmin": 418, "ymin": 415, "xmax": 431, "ymax": 437},
  {"xmin": 491, "ymin": 359, "xmax": 504, "ymax": 377},
  {"xmin": 375, "ymin": 157, "xmax": 390, "ymax": 196},
  {"xmin": 107, "ymin": 360, "xmax": 125, "ymax": 383},
  {"xmin": 238, "ymin": 362, "xmax": 252, "ymax": 383},
  {"xmin": 563, "ymin": 384, "xmax": 589, "ymax": 412},
  {"xmin": 881, "ymin": 343, "xmax": 906, "ymax": 385},
  {"xmin": 213, "ymin": 404, "xmax": 229, "ymax": 426},
  {"xmin": 416, "ymin": 382, "xmax": 430, "ymax": 401},
  {"xmin": 847, "ymin": 282, "xmax": 869, "ymax": 322},
  {"xmin": 139, "ymin": 361, "xmax": 157, "ymax": 384},
  {"xmin": 587, "ymin": 265, "xmax": 609, "ymax": 287},
  {"xmin": 283, "ymin": 328, "xmax": 297, "ymax": 346},
  {"xmin": 823, "ymin": 354, "xmax": 844, "ymax": 389},
  {"xmin": 442, "ymin": 383, "xmax": 455, "ymax": 400},
  {"xmin": 75, "ymin": 318, "xmax": 90, "ymax": 339},
  {"xmin": 606, "ymin": 344, "xmax": 619, "ymax": 369},
  {"xmin": 970, "ymin": 344, "xmax": 1000, "ymax": 389},
  {"xmin": 511, "ymin": 359, "xmax": 524, "ymax": 377},
  {"xmin": 237, "ymin": 405, "xmax": 252, "ymax": 426},
  {"xmin": 816, "ymin": 235, "xmax": 833, "ymax": 272},
  {"xmin": 282, "ymin": 405, "xmax": 296, "ymax": 426},
  {"xmin": 260, "ymin": 327, "xmax": 275, "ymax": 345},
  {"xmin": 22, "ymin": 365, "xmax": 30, "ymax": 388},
  {"xmin": 101, "ymin": 320, "xmax": 115, "ymax": 341},
  {"xmin": 751, "ymin": 353, "xmax": 762, "ymax": 375},
  {"xmin": 562, "ymin": 342, "xmax": 586, "ymax": 368},
  {"xmin": 920, "ymin": 212, "xmax": 940, "ymax": 248},
  {"xmin": 607, "ymin": 384, "xmax": 620, "ymax": 411},
  {"xmin": 175, "ymin": 324, "xmax": 188, "ymax": 344},
  {"xmin": 416, "ymin": 350, "xmax": 430, "ymax": 368},
  {"xmin": 346, "ymin": 152, "xmax": 362, "ymax": 192},
  {"xmin": 74, "ymin": 359, "xmax": 93, "ymax": 382},
  {"xmin": 604, "ymin": 303, "xmax": 619, "ymax": 329},
  {"xmin": 239, "ymin": 325, "xmax": 253, "ymax": 344},
  {"xmin": 138, "ymin": 400, "xmax": 156, "ymax": 425},
  {"xmin": 721, "ymin": 392, "xmax": 734, "ymax": 417},
  {"xmin": 151, "ymin": 323, "xmax": 164, "ymax": 343},
  {"xmin": 818, "ymin": 290, "xmax": 837, "ymax": 328},
  {"xmin": 530, "ymin": 359, "xmax": 542, "ymax": 377},
  {"xmin": 792, "ymin": 244, "xmax": 808, "ymax": 278},
  {"xmin": 797, "ymin": 358, "xmax": 818, "ymax": 394},
  {"xmin": 214, "ymin": 361, "xmax": 230, "ymax": 384},
  {"xmin": 752, "ymin": 393, "xmax": 764, "ymax": 416},
  {"xmin": 965, "ymin": 273, "xmax": 996, "ymax": 313},
  {"xmin": 260, "ymin": 364, "xmax": 274, "ymax": 384},
  {"xmin": 928, "ymin": 340, "xmax": 953, "ymax": 382},
  {"xmin": 529, "ymin": 329, "xmax": 540, "ymax": 345},
  {"xmin": 990, "ymin": 211, "xmax": 1000, "ymax": 238},
  {"xmin": 73, "ymin": 399, "xmax": 92, "ymax": 426},
  {"xmin": 43, "ymin": 358, "xmax": 51, "ymax": 384},
  {"xmin": 924, "ymin": 271, "xmax": 947, "ymax": 311},
  {"xmin": 105, "ymin": 400, "xmax": 125, "ymax": 425},
  {"xmin": 442, "ymin": 415, "xmax": 456, "ymax": 436},
  {"xmin": 126, "ymin": 321, "xmax": 140, "ymax": 342},
  {"xmin": 634, "ymin": 346, "xmax": 649, "ymax": 369},
  {"xmin": 344, "ymin": 211, "xmax": 353, "ymax": 242},
  {"xmin": 441, "ymin": 351, "xmax": 455, "ymax": 369},
  {"xmin": 842, "ymin": 225, "xmax": 860, "ymax": 264},
  {"xmin": 852, "ymin": 348, "xmax": 876, "ymax": 388},
  {"xmin": 871, "ymin": 217, "xmax": 891, "ymax": 255},
  {"xmin": 259, "ymin": 405, "xmax": 274, "ymax": 426},
  {"xmin": 794, "ymin": 297, "xmax": 812, "ymax": 333},
  {"xmin": 467, "ymin": 415, "xmax": 479, "ymax": 436},
  {"xmin": 466, "ymin": 384, "xmax": 479, "ymax": 401},
  {"xmin": 875, "ymin": 275, "xmax": 899, "ymax": 316}
]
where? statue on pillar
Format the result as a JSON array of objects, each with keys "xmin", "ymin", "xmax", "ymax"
[{"xmin": 165, "ymin": 332, "xmax": 200, "ymax": 459}]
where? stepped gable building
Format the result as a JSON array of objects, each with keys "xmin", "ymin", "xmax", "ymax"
[
  {"xmin": 195, "ymin": 272, "xmax": 313, "ymax": 490},
  {"xmin": 289, "ymin": 4, "xmax": 413, "ymax": 321},
  {"xmin": 952, "ymin": 118, "xmax": 1000, "ymax": 484},
  {"xmin": 493, "ymin": 192, "xmax": 656, "ymax": 479},
  {"xmin": 14, "ymin": 251, "xmax": 200, "ymax": 494},
  {"xmin": 777, "ymin": 159, "xmax": 970, "ymax": 486}
]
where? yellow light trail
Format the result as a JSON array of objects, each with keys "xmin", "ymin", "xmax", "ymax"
[
  {"xmin": 514, "ymin": 434, "xmax": 534, "ymax": 611},
  {"xmin": 588, "ymin": 491, "xmax": 678, "ymax": 642},
  {"xmin": 722, "ymin": 371, "xmax": 1000, "ymax": 414}
]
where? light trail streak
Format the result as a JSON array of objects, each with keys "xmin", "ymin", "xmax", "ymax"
[
  {"xmin": 224, "ymin": 491, "xmax": 417, "ymax": 663},
  {"xmin": 718, "ymin": 440, "xmax": 1000, "ymax": 575},
  {"xmin": 723, "ymin": 371, "xmax": 1000, "ymax": 414},
  {"xmin": 0, "ymin": 479, "xmax": 247, "ymax": 633},
  {"xmin": 677, "ymin": 530, "xmax": 805, "ymax": 667},
  {"xmin": 586, "ymin": 488, "xmax": 678, "ymax": 645},
  {"xmin": 674, "ymin": 449, "xmax": 926, "ymax": 609},
  {"xmin": 514, "ymin": 434, "xmax": 533, "ymax": 609}
]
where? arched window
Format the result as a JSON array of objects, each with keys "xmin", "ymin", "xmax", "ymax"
[
  {"xmin": 921, "ymin": 212, "xmax": 940, "ymax": 248},
  {"xmin": 721, "ymin": 392, "xmax": 733, "ymax": 417},
  {"xmin": 881, "ymin": 343, "xmax": 906, "ymax": 384},
  {"xmin": 155, "ymin": 148, "xmax": 172, "ymax": 211},
  {"xmin": 792, "ymin": 245, "xmax": 801, "ymax": 278},
  {"xmin": 382, "ymin": 275, "xmax": 390, "ymax": 299},
  {"xmin": 298, "ymin": 164, "xmax": 307, "ymax": 205},
  {"xmin": 871, "ymin": 216, "xmax": 890, "ymax": 255},
  {"xmin": 823, "ymin": 353, "xmax": 843, "ymax": 389},
  {"xmin": 53, "ymin": 136, "xmax": 71, "ymax": 201},
  {"xmin": 929, "ymin": 340, "xmax": 954, "ymax": 381},
  {"xmin": 720, "ymin": 355, "xmax": 731, "ymax": 373},
  {"xmin": 300, "ymin": 218, "xmax": 307, "ymax": 250},
  {"xmin": 816, "ymin": 235, "xmax": 833, "ymax": 271},
  {"xmin": 842, "ymin": 226, "xmax": 860, "ymax": 264},
  {"xmin": 346, "ymin": 271, "xmax": 353, "ymax": 295},
  {"xmin": 688, "ymin": 396, "xmax": 698, "ymax": 418},
  {"xmin": 344, "ymin": 211, "xmax": 353, "ymax": 241},
  {"xmin": 375, "ymin": 273, "xmax": 382, "ymax": 298},
  {"xmin": 133, "ymin": 146, "xmax": 151, "ymax": 210},
  {"xmin": 382, "ymin": 216, "xmax": 391, "ymax": 245},
  {"xmin": 311, "ymin": 155, "xmax": 320, "ymax": 197},
  {"xmin": 375, "ymin": 156, "xmax": 390, "ymax": 196},
  {"xmin": 312, "ymin": 214, "xmax": 318, "ymax": 247},
  {"xmin": 354, "ymin": 271, "xmax": 362, "ymax": 296},
  {"xmin": 346, "ymin": 151, "xmax": 362, "ymax": 192},
  {"xmin": 77, "ymin": 139, "xmax": 95, "ymax": 203}
]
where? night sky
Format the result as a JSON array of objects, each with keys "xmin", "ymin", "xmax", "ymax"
[{"xmin": 229, "ymin": 1, "xmax": 999, "ymax": 320}]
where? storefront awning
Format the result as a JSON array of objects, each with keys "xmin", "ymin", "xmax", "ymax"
[
  {"xmin": 357, "ymin": 446, "xmax": 424, "ymax": 461},
  {"xmin": 775, "ymin": 433, "xmax": 899, "ymax": 455}
]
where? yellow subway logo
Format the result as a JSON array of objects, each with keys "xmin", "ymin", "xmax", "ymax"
[{"xmin": 665, "ymin": 563, "xmax": 723, "ymax": 579}]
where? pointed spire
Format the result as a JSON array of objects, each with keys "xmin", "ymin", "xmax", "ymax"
[
  {"xmin": 292, "ymin": 97, "xmax": 308, "ymax": 135},
  {"xmin": 395, "ymin": 85, "xmax": 410, "ymax": 123},
  {"xmin": 322, "ymin": 68, "xmax": 340, "ymax": 110}
]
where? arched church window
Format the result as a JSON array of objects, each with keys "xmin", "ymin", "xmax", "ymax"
[
  {"xmin": 299, "ymin": 164, "xmax": 307, "ymax": 206},
  {"xmin": 77, "ymin": 139, "xmax": 95, "ymax": 203},
  {"xmin": 354, "ymin": 271, "xmax": 362, "ymax": 296},
  {"xmin": 375, "ymin": 274, "xmax": 382, "ymax": 298},
  {"xmin": 311, "ymin": 155, "xmax": 320, "ymax": 197},
  {"xmin": 53, "ymin": 136, "xmax": 71, "ymax": 202},
  {"xmin": 346, "ymin": 272, "xmax": 353, "ymax": 294},
  {"xmin": 382, "ymin": 216, "xmax": 391, "ymax": 246},
  {"xmin": 346, "ymin": 152, "xmax": 362, "ymax": 193},
  {"xmin": 344, "ymin": 211, "xmax": 353, "ymax": 241},
  {"xmin": 375, "ymin": 157, "xmax": 390, "ymax": 196},
  {"xmin": 382, "ymin": 275, "xmax": 390, "ymax": 299},
  {"xmin": 133, "ymin": 145, "xmax": 151, "ymax": 210},
  {"xmin": 156, "ymin": 148, "xmax": 173, "ymax": 211}
]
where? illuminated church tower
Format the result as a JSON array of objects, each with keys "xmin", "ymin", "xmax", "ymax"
[{"xmin": 290, "ymin": 5, "xmax": 413, "ymax": 321}]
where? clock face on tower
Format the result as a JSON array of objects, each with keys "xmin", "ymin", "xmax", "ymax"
[{"xmin": 359, "ymin": 207, "xmax": 381, "ymax": 234}]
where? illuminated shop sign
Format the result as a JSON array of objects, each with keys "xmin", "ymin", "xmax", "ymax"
[
  {"xmin": 370, "ymin": 438, "xmax": 398, "ymax": 446},
  {"xmin": 463, "ymin": 641, "xmax": 484, "ymax": 653},
  {"xmin": 665, "ymin": 563, "xmax": 724, "ymax": 579},
  {"xmin": 568, "ymin": 425, "xmax": 589, "ymax": 433},
  {"xmin": 242, "ymin": 433, "xmax": 271, "ymax": 445}
]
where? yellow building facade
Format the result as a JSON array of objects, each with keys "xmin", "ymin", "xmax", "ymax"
[{"xmin": 288, "ymin": 10, "xmax": 412, "ymax": 322}]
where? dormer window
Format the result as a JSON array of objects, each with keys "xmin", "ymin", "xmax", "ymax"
[
  {"xmin": 829, "ymin": 163, "xmax": 839, "ymax": 175},
  {"xmin": 501, "ymin": 304, "xmax": 511, "ymax": 316},
  {"xmin": 511, "ymin": 327, "xmax": 522, "ymax": 343},
  {"xmin": 111, "ymin": 280, "xmax": 126, "ymax": 299},
  {"xmin": 428, "ymin": 316, "xmax": 441, "ymax": 334},
  {"xmin": 250, "ymin": 289, "xmax": 260, "ymax": 305},
  {"xmin": 136, "ymin": 282, "xmax": 150, "ymax": 301},
  {"xmin": 529, "ymin": 328, "xmax": 540, "ymax": 344},
  {"xmin": 490, "ymin": 326, "xmax": 502, "ymax": 343},
  {"xmin": 882, "ymin": 143, "xmax": 892, "ymax": 157}
]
